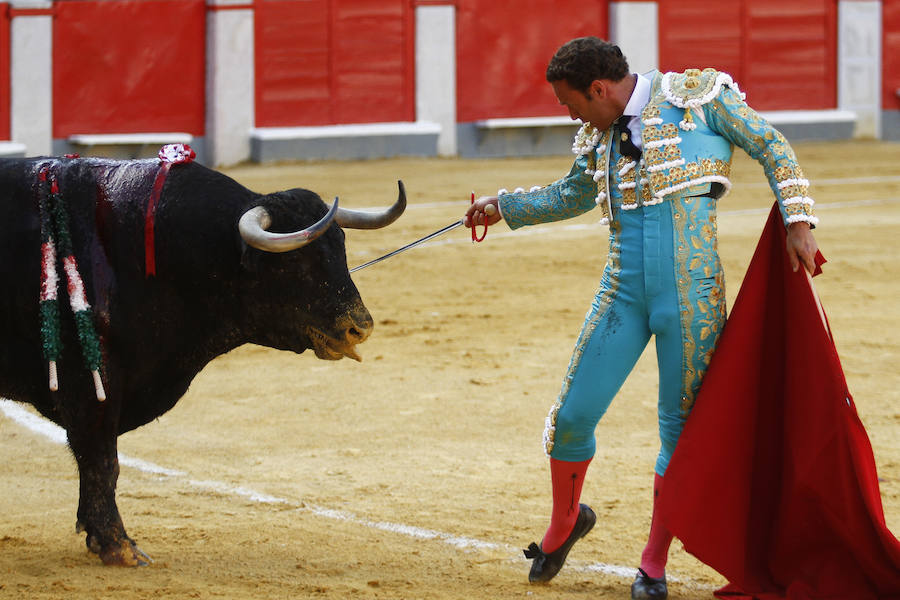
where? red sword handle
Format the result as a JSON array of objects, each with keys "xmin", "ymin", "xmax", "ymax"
[{"xmin": 470, "ymin": 191, "xmax": 488, "ymax": 242}]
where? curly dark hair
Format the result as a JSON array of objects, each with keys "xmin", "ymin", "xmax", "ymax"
[{"xmin": 545, "ymin": 37, "xmax": 630, "ymax": 93}]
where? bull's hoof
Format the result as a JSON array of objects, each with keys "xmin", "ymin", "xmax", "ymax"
[
  {"xmin": 98, "ymin": 538, "xmax": 152, "ymax": 567},
  {"xmin": 77, "ymin": 520, "xmax": 152, "ymax": 566}
]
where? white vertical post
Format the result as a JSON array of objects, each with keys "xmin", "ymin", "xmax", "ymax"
[
  {"xmin": 10, "ymin": 0, "xmax": 53, "ymax": 156},
  {"xmin": 415, "ymin": 4, "xmax": 456, "ymax": 156},
  {"xmin": 206, "ymin": 0, "xmax": 255, "ymax": 166},
  {"xmin": 608, "ymin": 1, "xmax": 659, "ymax": 74},
  {"xmin": 838, "ymin": 1, "xmax": 881, "ymax": 138}
]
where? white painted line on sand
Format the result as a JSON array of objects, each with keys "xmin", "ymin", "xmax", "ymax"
[{"xmin": 1, "ymin": 399, "xmax": 711, "ymax": 585}]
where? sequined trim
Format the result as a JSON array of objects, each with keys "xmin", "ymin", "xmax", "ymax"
[
  {"xmin": 661, "ymin": 68, "xmax": 746, "ymax": 110},
  {"xmin": 670, "ymin": 198, "xmax": 726, "ymax": 415},
  {"xmin": 543, "ymin": 223, "xmax": 622, "ymax": 456}
]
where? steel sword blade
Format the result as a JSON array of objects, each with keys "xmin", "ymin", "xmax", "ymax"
[{"xmin": 349, "ymin": 219, "xmax": 464, "ymax": 273}]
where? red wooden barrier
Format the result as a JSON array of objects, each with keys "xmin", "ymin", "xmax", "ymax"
[
  {"xmin": 0, "ymin": 4, "xmax": 9, "ymax": 141},
  {"xmin": 254, "ymin": 0, "xmax": 414, "ymax": 127},
  {"xmin": 53, "ymin": 0, "xmax": 205, "ymax": 137},
  {"xmin": 455, "ymin": 0, "xmax": 609, "ymax": 122},
  {"xmin": 885, "ymin": 0, "xmax": 900, "ymax": 109},
  {"xmin": 659, "ymin": 0, "xmax": 836, "ymax": 111}
]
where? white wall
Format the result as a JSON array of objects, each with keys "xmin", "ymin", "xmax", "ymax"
[
  {"xmin": 415, "ymin": 5, "xmax": 456, "ymax": 156},
  {"xmin": 838, "ymin": 0, "xmax": 882, "ymax": 138},
  {"xmin": 205, "ymin": 0, "xmax": 255, "ymax": 166},
  {"xmin": 608, "ymin": 1, "xmax": 659, "ymax": 74},
  {"xmin": 10, "ymin": 0, "xmax": 53, "ymax": 156}
]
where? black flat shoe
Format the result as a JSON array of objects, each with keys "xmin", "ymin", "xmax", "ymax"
[
  {"xmin": 523, "ymin": 503, "xmax": 596, "ymax": 583},
  {"xmin": 631, "ymin": 568, "xmax": 667, "ymax": 599}
]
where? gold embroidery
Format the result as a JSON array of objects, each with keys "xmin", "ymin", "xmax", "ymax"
[
  {"xmin": 544, "ymin": 222, "xmax": 623, "ymax": 455},
  {"xmin": 615, "ymin": 155, "xmax": 638, "ymax": 207},
  {"xmin": 663, "ymin": 144, "xmax": 681, "ymax": 161},
  {"xmin": 643, "ymin": 125, "xmax": 662, "ymax": 143},
  {"xmin": 686, "ymin": 161, "xmax": 702, "ymax": 180},
  {"xmin": 671, "ymin": 197, "xmax": 726, "ymax": 416}
]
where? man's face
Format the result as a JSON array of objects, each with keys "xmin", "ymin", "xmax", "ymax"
[{"xmin": 551, "ymin": 79, "xmax": 617, "ymax": 130}]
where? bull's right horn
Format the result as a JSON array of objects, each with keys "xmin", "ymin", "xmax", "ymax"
[
  {"xmin": 334, "ymin": 180, "xmax": 406, "ymax": 229},
  {"xmin": 239, "ymin": 199, "xmax": 339, "ymax": 253}
]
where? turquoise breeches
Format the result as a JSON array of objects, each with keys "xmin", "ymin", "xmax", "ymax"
[{"xmin": 545, "ymin": 197, "xmax": 726, "ymax": 476}]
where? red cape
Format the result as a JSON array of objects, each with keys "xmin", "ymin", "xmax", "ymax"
[{"xmin": 659, "ymin": 204, "xmax": 900, "ymax": 599}]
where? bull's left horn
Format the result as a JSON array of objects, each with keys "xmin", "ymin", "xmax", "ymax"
[
  {"xmin": 334, "ymin": 180, "xmax": 406, "ymax": 229},
  {"xmin": 239, "ymin": 199, "xmax": 339, "ymax": 253}
]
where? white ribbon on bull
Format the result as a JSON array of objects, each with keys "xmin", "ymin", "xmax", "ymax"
[{"xmin": 239, "ymin": 181, "xmax": 407, "ymax": 252}]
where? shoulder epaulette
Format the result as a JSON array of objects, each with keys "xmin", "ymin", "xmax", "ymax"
[{"xmin": 661, "ymin": 68, "xmax": 745, "ymax": 109}]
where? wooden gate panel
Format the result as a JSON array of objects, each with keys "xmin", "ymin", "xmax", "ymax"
[
  {"xmin": 884, "ymin": 0, "xmax": 900, "ymax": 109},
  {"xmin": 659, "ymin": 0, "xmax": 836, "ymax": 111},
  {"xmin": 53, "ymin": 0, "xmax": 206, "ymax": 137},
  {"xmin": 456, "ymin": 0, "xmax": 609, "ymax": 122},
  {"xmin": 0, "ymin": 4, "xmax": 9, "ymax": 141},
  {"xmin": 255, "ymin": 0, "xmax": 413, "ymax": 127}
]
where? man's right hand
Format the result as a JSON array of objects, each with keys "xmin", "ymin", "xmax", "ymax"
[{"xmin": 465, "ymin": 196, "xmax": 502, "ymax": 228}]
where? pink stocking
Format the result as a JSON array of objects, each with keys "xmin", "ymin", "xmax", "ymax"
[
  {"xmin": 541, "ymin": 457, "xmax": 592, "ymax": 553},
  {"xmin": 639, "ymin": 472, "xmax": 674, "ymax": 578}
]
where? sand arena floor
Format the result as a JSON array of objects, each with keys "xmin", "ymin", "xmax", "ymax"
[{"xmin": 1, "ymin": 140, "xmax": 898, "ymax": 599}]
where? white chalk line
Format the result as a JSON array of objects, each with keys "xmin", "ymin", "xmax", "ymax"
[{"xmin": 1, "ymin": 399, "xmax": 716, "ymax": 587}]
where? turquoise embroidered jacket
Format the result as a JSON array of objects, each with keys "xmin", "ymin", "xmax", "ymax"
[{"xmin": 498, "ymin": 68, "xmax": 817, "ymax": 230}]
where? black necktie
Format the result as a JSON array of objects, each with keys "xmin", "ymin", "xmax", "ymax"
[{"xmin": 614, "ymin": 116, "xmax": 642, "ymax": 160}]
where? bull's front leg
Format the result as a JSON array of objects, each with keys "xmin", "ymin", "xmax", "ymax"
[{"xmin": 66, "ymin": 409, "xmax": 150, "ymax": 566}]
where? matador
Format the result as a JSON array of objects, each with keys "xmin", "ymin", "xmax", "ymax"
[{"xmin": 464, "ymin": 37, "xmax": 819, "ymax": 600}]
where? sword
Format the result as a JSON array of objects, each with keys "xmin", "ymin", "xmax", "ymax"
[{"xmin": 349, "ymin": 198, "xmax": 495, "ymax": 273}]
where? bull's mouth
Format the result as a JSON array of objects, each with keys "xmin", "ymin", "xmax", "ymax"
[{"xmin": 307, "ymin": 327, "xmax": 362, "ymax": 362}]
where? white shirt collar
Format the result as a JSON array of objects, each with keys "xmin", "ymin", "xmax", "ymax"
[
  {"xmin": 621, "ymin": 73, "xmax": 651, "ymax": 147},
  {"xmin": 623, "ymin": 72, "xmax": 651, "ymax": 118}
]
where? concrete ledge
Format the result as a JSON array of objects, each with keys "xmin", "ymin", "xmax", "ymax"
[
  {"xmin": 0, "ymin": 141, "xmax": 27, "ymax": 157},
  {"xmin": 68, "ymin": 132, "xmax": 194, "ymax": 159},
  {"xmin": 460, "ymin": 109, "xmax": 859, "ymax": 158},
  {"xmin": 476, "ymin": 116, "xmax": 576, "ymax": 129},
  {"xmin": 458, "ymin": 116, "xmax": 580, "ymax": 158},
  {"xmin": 250, "ymin": 122, "xmax": 441, "ymax": 162},
  {"xmin": 882, "ymin": 110, "xmax": 900, "ymax": 141},
  {"xmin": 758, "ymin": 109, "xmax": 856, "ymax": 141}
]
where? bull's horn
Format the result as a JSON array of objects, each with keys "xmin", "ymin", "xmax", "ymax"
[
  {"xmin": 334, "ymin": 180, "xmax": 406, "ymax": 229},
  {"xmin": 239, "ymin": 198, "xmax": 339, "ymax": 253}
]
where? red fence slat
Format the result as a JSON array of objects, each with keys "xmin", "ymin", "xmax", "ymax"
[
  {"xmin": 659, "ymin": 3, "xmax": 743, "ymax": 77},
  {"xmin": 255, "ymin": 0, "xmax": 414, "ymax": 127},
  {"xmin": 743, "ymin": 0, "xmax": 836, "ymax": 110},
  {"xmin": 0, "ymin": 4, "xmax": 9, "ymax": 140},
  {"xmin": 885, "ymin": 0, "xmax": 900, "ymax": 109},
  {"xmin": 331, "ymin": 0, "xmax": 412, "ymax": 124},
  {"xmin": 53, "ymin": 0, "xmax": 206, "ymax": 138},
  {"xmin": 455, "ymin": 0, "xmax": 608, "ymax": 122},
  {"xmin": 659, "ymin": 0, "xmax": 836, "ymax": 111},
  {"xmin": 255, "ymin": 0, "xmax": 332, "ymax": 126}
]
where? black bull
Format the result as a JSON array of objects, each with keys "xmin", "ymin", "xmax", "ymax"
[{"xmin": 0, "ymin": 156, "xmax": 405, "ymax": 565}]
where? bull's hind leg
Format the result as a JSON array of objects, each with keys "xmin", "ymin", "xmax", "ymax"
[{"xmin": 67, "ymin": 421, "xmax": 150, "ymax": 566}]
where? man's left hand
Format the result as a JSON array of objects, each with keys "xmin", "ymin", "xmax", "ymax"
[{"xmin": 786, "ymin": 221, "xmax": 818, "ymax": 274}]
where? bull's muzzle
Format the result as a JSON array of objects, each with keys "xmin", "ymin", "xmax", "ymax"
[{"xmin": 308, "ymin": 305, "xmax": 373, "ymax": 362}]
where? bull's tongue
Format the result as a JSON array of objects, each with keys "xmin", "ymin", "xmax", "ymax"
[{"xmin": 343, "ymin": 346, "xmax": 362, "ymax": 362}]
